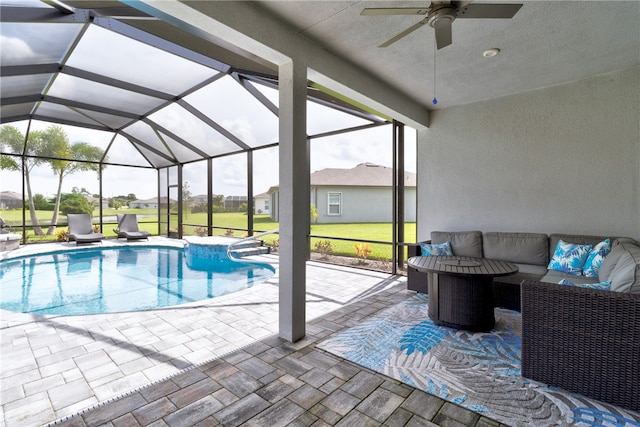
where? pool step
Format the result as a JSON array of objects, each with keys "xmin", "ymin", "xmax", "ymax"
[{"xmin": 228, "ymin": 239, "xmax": 271, "ymax": 258}]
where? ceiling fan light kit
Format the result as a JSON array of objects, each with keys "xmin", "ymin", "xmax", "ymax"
[{"xmin": 426, "ymin": 5, "xmax": 457, "ymax": 29}]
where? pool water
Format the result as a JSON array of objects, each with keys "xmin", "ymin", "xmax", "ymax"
[{"xmin": 0, "ymin": 246, "xmax": 275, "ymax": 315}]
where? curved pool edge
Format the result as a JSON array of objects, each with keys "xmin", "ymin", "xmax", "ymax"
[
  {"xmin": 0, "ymin": 236, "xmax": 186, "ymax": 262},
  {"xmin": 0, "ymin": 236, "xmax": 280, "ymax": 318},
  {"xmin": 0, "ymin": 264, "xmax": 280, "ymax": 322}
]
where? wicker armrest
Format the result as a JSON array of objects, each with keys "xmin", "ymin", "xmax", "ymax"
[
  {"xmin": 521, "ymin": 280, "xmax": 640, "ymax": 411},
  {"xmin": 407, "ymin": 241, "xmax": 430, "ymax": 293}
]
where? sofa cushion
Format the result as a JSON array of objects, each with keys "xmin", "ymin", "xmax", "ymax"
[
  {"xmin": 548, "ymin": 240, "xmax": 592, "ymax": 275},
  {"xmin": 583, "ymin": 238, "xmax": 611, "ymax": 278},
  {"xmin": 599, "ymin": 239, "xmax": 629, "ymax": 282},
  {"xmin": 541, "ymin": 269, "xmax": 601, "ymax": 285},
  {"xmin": 608, "ymin": 241, "xmax": 640, "ymax": 293},
  {"xmin": 431, "ymin": 231, "xmax": 482, "ymax": 257},
  {"xmin": 559, "ymin": 278, "xmax": 611, "ymax": 290},
  {"xmin": 483, "ymin": 232, "xmax": 548, "ymax": 266},
  {"xmin": 494, "ymin": 264, "xmax": 547, "ymax": 285},
  {"xmin": 419, "ymin": 241, "xmax": 453, "ymax": 256}
]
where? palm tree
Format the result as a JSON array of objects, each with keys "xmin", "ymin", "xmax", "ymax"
[
  {"xmin": 0, "ymin": 125, "xmax": 48, "ymax": 235},
  {"xmin": 44, "ymin": 126, "xmax": 105, "ymax": 235},
  {"xmin": 1, "ymin": 125, "xmax": 107, "ymax": 235}
]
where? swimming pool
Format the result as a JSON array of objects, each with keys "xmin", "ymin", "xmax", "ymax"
[{"xmin": 0, "ymin": 246, "xmax": 275, "ymax": 315}]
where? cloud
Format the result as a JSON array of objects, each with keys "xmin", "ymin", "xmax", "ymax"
[{"xmin": 0, "ymin": 35, "xmax": 41, "ymax": 64}]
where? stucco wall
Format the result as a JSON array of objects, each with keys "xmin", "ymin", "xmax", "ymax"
[
  {"xmin": 254, "ymin": 196, "xmax": 270, "ymax": 214},
  {"xmin": 417, "ymin": 66, "xmax": 640, "ymax": 242},
  {"xmin": 312, "ymin": 187, "xmax": 417, "ymax": 224}
]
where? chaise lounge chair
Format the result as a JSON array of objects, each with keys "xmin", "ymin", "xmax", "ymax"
[
  {"xmin": 116, "ymin": 214, "xmax": 151, "ymax": 241},
  {"xmin": 67, "ymin": 214, "xmax": 105, "ymax": 245}
]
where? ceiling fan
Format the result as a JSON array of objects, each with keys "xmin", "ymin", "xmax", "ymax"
[{"xmin": 361, "ymin": 1, "xmax": 523, "ymax": 50}]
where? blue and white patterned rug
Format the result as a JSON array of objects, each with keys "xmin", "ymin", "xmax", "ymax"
[{"xmin": 317, "ymin": 293, "xmax": 640, "ymax": 427}]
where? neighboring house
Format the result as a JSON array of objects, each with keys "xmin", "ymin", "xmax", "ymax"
[
  {"xmin": 85, "ymin": 196, "xmax": 109, "ymax": 209},
  {"xmin": 130, "ymin": 197, "xmax": 175, "ymax": 209},
  {"xmin": 224, "ymin": 195, "xmax": 247, "ymax": 210},
  {"xmin": 191, "ymin": 194, "xmax": 208, "ymax": 206},
  {"xmin": 269, "ymin": 162, "xmax": 416, "ymax": 223},
  {"xmin": 253, "ymin": 192, "xmax": 270, "ymax": 215},
  {"xmin": 0, "ymin": 191, "xmax": 24, "ymax": 210}
]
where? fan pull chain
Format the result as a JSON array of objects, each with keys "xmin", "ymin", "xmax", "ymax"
[{"xmin": 432, "ymin": 39, "xmax": 438, "ymax": 105}]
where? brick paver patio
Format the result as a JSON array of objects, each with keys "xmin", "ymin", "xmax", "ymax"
[{"xmin": 0, "ymin": 240, "xmax": 506, "ymax": 426}]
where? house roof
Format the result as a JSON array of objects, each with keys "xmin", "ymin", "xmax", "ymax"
[
  {"xmin": 310, "ymin": 162, "xmax": 416, "ymax": 187},
  {"xmin": 131, "ymin": 197, "xmax": 175, "ymax": 204},
  {"xmin": 0, "ymin": 191, "xmax": 23, "ymax": 200}
]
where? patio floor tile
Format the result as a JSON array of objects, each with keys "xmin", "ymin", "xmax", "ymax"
[{"xmin": 0, "ymin": 243, "xmax": 509, "ymax": 427}]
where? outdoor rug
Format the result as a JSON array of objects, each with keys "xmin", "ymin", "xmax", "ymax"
[{"xmin": 317, "ymin": 293, "xmax": 640, "ymax": 427}]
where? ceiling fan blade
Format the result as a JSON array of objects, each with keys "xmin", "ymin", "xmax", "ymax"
[
  {"xmin": 361, "ymin": 8, "xmax": 429, "ymax": 16},
  {"xmin": 435, "ymin": 21, "xmax": 452, "ymax": 50},
  {"xmin": 379, "ymin": 17, "xmax": 429, "ymax": 48},
  {"xmin": 456, "ymin": 3, "xmax": 522, "ymax": 19}
]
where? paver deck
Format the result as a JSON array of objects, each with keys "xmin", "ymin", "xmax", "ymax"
[{"xmin": 0, "ymin": 239, "xmax": 506, "ymax": 427}]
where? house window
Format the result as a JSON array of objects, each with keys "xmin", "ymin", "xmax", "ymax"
[
  {"xmin": 327, "ymin": 192, "xmax": 341, "ymax": 215},
  {"xmin": 264, "ymin": 200, "xmax": 270, "ymax": 211}
]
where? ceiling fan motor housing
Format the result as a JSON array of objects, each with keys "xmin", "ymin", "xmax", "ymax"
[{"xmin": 427, "ymin": 5, "xmax": 458, "ymax": 28}]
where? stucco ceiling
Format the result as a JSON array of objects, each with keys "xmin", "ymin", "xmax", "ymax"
[{"xmin": 252, "ymin": 1, "xmax": 640, "ymax": 110}]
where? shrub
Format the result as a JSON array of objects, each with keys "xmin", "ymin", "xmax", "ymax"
[
  {"xmin": 314, "ymin": 240, "xmax": 333, "ymax": 259},
  {"xmin": 354, "ymin": 243, "xmax": 371, "ymax": 262},
  {"xmin": 60, "ymin": 193, "xmax": 94, "ymax": 215},
  {"xmin": 194, "ymin": 226, "xmax": 207, "ymax": 237},
  {"xmin": 56, "ymin": 228, "xmax": 69, "ymax": 242}
]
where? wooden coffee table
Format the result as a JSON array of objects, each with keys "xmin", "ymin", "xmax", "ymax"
[{"xmin": 407, "ymin": 256, "xmax": 518, "ymax": 331}]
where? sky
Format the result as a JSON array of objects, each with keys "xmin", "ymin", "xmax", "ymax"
[{"xmin": 1, "ymin": 91, "xmax": 416, "ymax": 202}]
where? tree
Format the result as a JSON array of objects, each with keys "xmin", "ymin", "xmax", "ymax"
[
  {"xmin": 60, "ymin": 193, "xmax": 94, "ymax": 216},
  {"xmin": 1, "ymin": 125, "xmax": 107, "ymax": 235},
  {"xmin": 212, "ymin": 194, "xmax": 225, "ymax": 212},
  {"xmin": 0, "ymin": 125, "xmax": 48, "ymax": 235},
  {"xmin": 32, "ymin": 194, "xmax": 52, "ymax": 211},
  {"xmin": 46, "ymin": 127, "xmax": 105, "ymax": 235},
  {"xmin": 182, "ymin": 182, "xmax": 193, "ymax": 218}
]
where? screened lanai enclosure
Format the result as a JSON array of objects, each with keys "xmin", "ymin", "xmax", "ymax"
[{"xmin": 0, "ymin": 0, "xmax": 417, "ymax": 273}]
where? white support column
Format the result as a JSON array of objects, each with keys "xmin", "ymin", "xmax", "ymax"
[{"xmin": 278, "ymin": 59, "xmax": 309, "ymax": 342}]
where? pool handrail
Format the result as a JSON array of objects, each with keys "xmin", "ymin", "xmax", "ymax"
[{"xmin": 227, "ymin": 229, "xmax": 279, "ymax": 262}]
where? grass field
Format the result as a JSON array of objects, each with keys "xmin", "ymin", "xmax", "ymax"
[{"xmin": 1, "ymin": 209, "xmax": 416, "ymax": 260}]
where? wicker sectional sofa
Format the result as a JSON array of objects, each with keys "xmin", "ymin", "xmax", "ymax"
[
  {"xmin": 408, "ymin": 230, "xmax": 640, "ymax": 411},
  {"xmin": 408, "ymin": 231, "xmax": 639, "ymax": 309}
]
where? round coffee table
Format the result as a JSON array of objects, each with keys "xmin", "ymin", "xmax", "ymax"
[{"xmin": 407, "ymin": 256, "xmax": 518, "ymax": 331}]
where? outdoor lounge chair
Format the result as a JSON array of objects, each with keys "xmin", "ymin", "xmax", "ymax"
[
  {"xmin": 0, "ymin": 217, "xmax": 10, "ymax": 233},
  {"xmin": 67, "ymin": 214, "xmax": 104, "ymax": 245},
  {"xmin": 116, "ymin": 214, "xmax": 151, "ymax": 241}
]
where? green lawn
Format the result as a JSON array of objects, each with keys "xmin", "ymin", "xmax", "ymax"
[{"xmin": 1, "ymin": 209, "xmax": 415, "ymax": 260}]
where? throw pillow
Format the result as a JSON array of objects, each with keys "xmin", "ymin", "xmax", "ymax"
[
  {"xmin": 559, "ymin": 278, "xmax": 611, "ymax": 290},
  {"xmin": 420, "ymin": 241, "xmax": 453, "ymax": 256},
  {"xmin": 582, "ymin": 238, "xmax": 611, "ymax": 278},
  {"xmin": 547, "ymin": 240, "xmax": 593, "ymax": 275}
]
